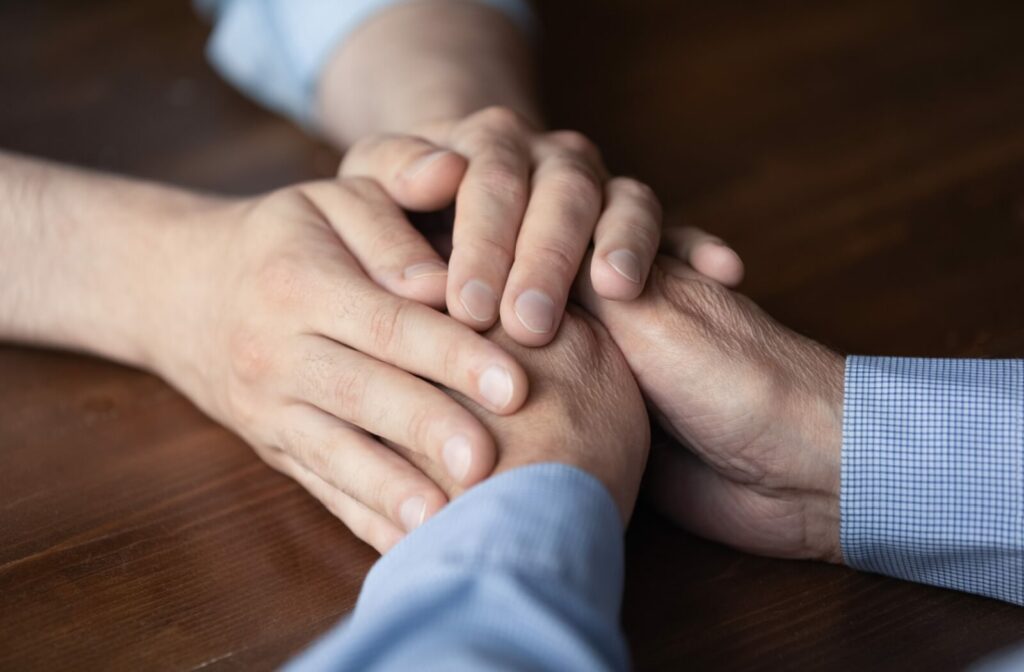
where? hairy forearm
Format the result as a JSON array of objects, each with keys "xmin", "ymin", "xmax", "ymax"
[
  {"xmin": 318, "ymin": 0, "xmax": 540, "ymax": 146},
  {"xmin": 0, "ymin": 151, "xmax": 225, "ymax": 371}
]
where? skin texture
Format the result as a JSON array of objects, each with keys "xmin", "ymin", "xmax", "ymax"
[
  {"xmin": 578, "ymin": 253, "xmax": 846, "ymax": 563},
  {"xmin": 392, "ymin": 309, "xmax": 652, "ymax": 525},
  {"xmin": 320, "ymin": 1, "xmax": 664, "ymax": 346},
  {"xmin": 0, "ymin": 151, "xmax": 536, "ymax": 553},
  {"xmin": 0, "ymin": 0, "xmax": 754, "ymax": 555}
]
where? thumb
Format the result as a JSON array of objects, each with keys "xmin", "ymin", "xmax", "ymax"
[{"xmin": 340, "ymin": 134, "xmax": 467, "ymax": 211}]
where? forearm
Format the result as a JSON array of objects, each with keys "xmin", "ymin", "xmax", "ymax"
[
  {"xmin": 287, "ymin": 465, "xmax": 629, "ymax": 671},
  {"xmin": 318, "ymin": 0, "xmax": 540, "ymax": 146},
  {"xmin": 0, "ymin": 151, "xmax": 225, "ymax": 372}
]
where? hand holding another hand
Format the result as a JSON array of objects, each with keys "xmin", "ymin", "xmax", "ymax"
[
  {"xmin": 150, "ymin": 161, "xmax": 538, "ymax": 554},
  {"xmin": 397, "ymin": 309, "xmax": 651, "ymax": 523},
  {"xmin": 341, "ymin": 106, "xmax": 664, "ymax": 346},
  {"xmin": 579, "ymin": 249, "xmax": 845, "ymax": 562}
]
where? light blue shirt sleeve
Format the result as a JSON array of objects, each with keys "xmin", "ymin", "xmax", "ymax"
[
  {"xmin": 195, "ymin": 0, "xmax": 536, "ymax": 129},
  {"xmin": 285, "ymin": 463, "xmax": 629, "ymax": 671},
  {"xmin": 841, "ymin": 356, "xmax": 1024, "ymax": 605}
]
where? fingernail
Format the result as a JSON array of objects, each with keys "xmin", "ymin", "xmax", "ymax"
[
  {"xmin": 399, "ymin": 495, "xmax": 426, "ymax": 532},
  {"xmin": 479, "ymin": 365, "xmax": 514, "ymax": 410},
  {"xmin": 606, "ymin": 249, "xmax": 642, "ymax": 283},
  {"xmin": 403, "ymin": 261, "xmax": 448, "ymax": 280},
  {"xmin": 513, "ymin": 289, "xmax": 555, "ymax": 334},
  {"xmin": 459, "ymin": 279, "xmax": 498, "ymax": 322},
  {"xmin": 443, "ymin": 435, "xmax": 473, "ymax": 484},
  {"xmin": 403, "ymin": 149, "xmax": 450, "ymax": 180}
]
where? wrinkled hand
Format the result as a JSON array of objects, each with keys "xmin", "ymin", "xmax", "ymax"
[
  {"xmin": 578, "ymin": 252, "xmax": 845, "ymax": 562},
  {"xmin": 153, "ymin": 172, "xmax": 537, "ymax": 554},
  {"xmin": 394, "ymin": 308, "xmax": 651, "ymax": 522},
  {"xmin": 341, "ymin": 106, "xmax": 664, "ymax": 346}
]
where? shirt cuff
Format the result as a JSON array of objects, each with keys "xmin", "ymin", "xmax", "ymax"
[
  {"xmin": 361, "ymin": 462, "xmax": 624, "ymax": 617},
  {"xmin": 201, "ymin": 0, "xmax": 536, "ymax": 129},
  {"xmin": 841, "ymin": 356, "xmax": 1024, "ymax": 604}
]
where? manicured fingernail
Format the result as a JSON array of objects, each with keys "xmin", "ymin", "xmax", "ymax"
[
  {"xmin": 403, "ymin": 261, "xmax": 448, "ymax": 280},
  {"xmin": 399, "ymin": 495, "xmax": 426, "ymax": 532},
  {"xmin": 403, "ymin": 149, "xmax": 450, "ymax": 180},
  {"xmin": 513, "ymin": 289, "xmax": 555, "ymax": 334},
  {"xmin": 443, "ymin": 435, "xmax": 473, "ymax": 484},
  {"xmin": 479, "ymin": 365, "xmax": 514, "ymax": 410},
  {"xmin": 459, "ymin": 279, "xmax": 498, "ymax": 322},
  {"xmin": 606, "ymin": 249, "xmax": 642, "ymax": 283}
]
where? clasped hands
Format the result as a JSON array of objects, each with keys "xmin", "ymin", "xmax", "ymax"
[{"xmin": 150, "ymin": 108, "xmax": 844, "ymax": 563}]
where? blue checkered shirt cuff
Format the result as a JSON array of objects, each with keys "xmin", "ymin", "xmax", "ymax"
[{"xmin": 841, "ymin": 356, "xmax": 1024, "ymax": 605}]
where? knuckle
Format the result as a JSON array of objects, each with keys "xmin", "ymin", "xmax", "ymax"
[
  {"xmin": 227, "ymin": 327, "xmax": 273, "ymax": 384},
  {"xmin": 612, "ymin": 177, "xmax": 661, "ymax": 212},
  {"xmin": 337, "ymin": 175, "xmax": 386, "ymax": 202},
  {"xmin": 532, "ymin": 237, "xmax": 581, "ymax": 276},
  {"xmin": 548, "ymin": 130, "xmax": 599, "ymax": 159},
  {"xmin": 404, "ymin": 404, "xmax": 435, "ymax": 453},
  {"xmin": 440, "ymin": 338, "xmax": 465, "ymax": 388},
  {"xmin": 474, "ymin": 105, "xmax": 528, "ymax": 134},
  {"xmin": 330, "ymin": 368, "xmax": 368, "ymax": 418},
  {"xmin": 458, "ymin": 233, "xmax": 516, "ymax": 276},
  {"xmin": 367, "ymin": 299, "xmax": 409, "ymax": 355},
  {"xmin": 475, "ymin": 166, "xmax": 528, "ymax": 208},
  {"xmin": 366, "ymin": 221, "xmax": 424, "ymax": 262},
  {"xmin": 545, "ymin": 166, "xmax": 602, "ymax": 210}
]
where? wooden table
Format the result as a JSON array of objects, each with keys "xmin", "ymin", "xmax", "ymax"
[{"xmin": 3, "ymin": 0, "xmax": 1023, "ymax": 669}]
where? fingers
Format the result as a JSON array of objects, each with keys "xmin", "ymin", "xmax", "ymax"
[
  {"xmin": 662, "ymin": 225, "xmax": 744, "ymax": 286},
  {"xmin": 339, "ymin": 134, "xmax": 468, "ymax": 212},
  {"xmin": 498, "ymin": 132, "xmax": 605, "ymax": 345},
  {"xmin": 290, "ymin": 335, "xmax": 497, "ymax": 487},
  {"xmin": 590, "ymin": 177, "xmax": 662, "ymax": 300},
  {"xmin": 277, "ymin": 404, "xmax": 450, "ymax": 533},
  {"xmin": 301, "ymin": 179, "xmax": 448, "ymax": 309},
  {"xmin": 272, "ymin": 449, "xmax": 405, "ymax": 554},
  {"xmin": 445, "ymin": 110, "xmax": 532, "ymax": 330},
  {"xmin": 307, "ymin": 270, "xmax": 529, "ymax": 416}
]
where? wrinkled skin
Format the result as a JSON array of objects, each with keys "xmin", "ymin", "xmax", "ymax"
[
  {"xmin": 579, "ymin": 255, "xmax": 845, "ymax": 562},
  {"xmin": 395, "ymin": 308, "xmax": 651, "ymax": 523}
]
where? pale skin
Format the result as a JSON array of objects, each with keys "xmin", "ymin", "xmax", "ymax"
[
  {"xmin": 397, "ymin": 308, "xmax": 652, "ymax": 525},
  {"xmin": 0, "ymin": 0, "xmax": 694, "ymax": 552},
  {"xmin": 1, "ymin": 0, "xmax": 842, "ymax": 559},
  {"xmin": 321, "ymin": 0, "xmax": 669, "ymax": 344},
  {"xmin": 578, "ymin": 250, "xmax": 846, "ymax": 563}
]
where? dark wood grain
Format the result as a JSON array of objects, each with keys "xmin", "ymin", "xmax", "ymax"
[{"xmin": 2, "ymin": 0, "xmax": 1023, "ymax": 669}]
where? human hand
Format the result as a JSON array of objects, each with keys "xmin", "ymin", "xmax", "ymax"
[
  {"xmin": 577, "ymin": 248, "xmax": 845, "ymax": 562},
  {"xmin": 340, "ymin": 107, "xmax": 664, "ymax": 346},
  {"xmin": 392, "ymin": 308, "xmax": 651, "ymax": 522},
  {"xmin": 151, "ymin": 175, "xmax": 532, "ymax": 554}
]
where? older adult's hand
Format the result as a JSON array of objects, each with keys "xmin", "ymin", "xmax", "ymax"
[
  {"xmin": 393, "ymin": 308, "xmax": 651, "ymax": 523},
  {"xmin": 577, "ymin": 254, "xmax": 845, "ymax": 562}
]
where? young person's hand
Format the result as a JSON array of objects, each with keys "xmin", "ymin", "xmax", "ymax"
[
  {"xmin": 340, "ymin": 111, "xmax": 663, "ymax": 347},
  {"xmin": 152, "ymin": 176, "xmax": 534, "ymax": 554}
]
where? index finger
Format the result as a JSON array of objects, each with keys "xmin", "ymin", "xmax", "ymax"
[{"xmin": 445, "ymin": 109, "xmax": 532, "ymax": 330}]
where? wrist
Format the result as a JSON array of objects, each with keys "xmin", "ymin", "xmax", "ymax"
[
  {"xmin": 135, "ymin": 196, "xmax": 243, "ymax": 391},
  {"xmin": 317, "ymin": 0, "xmax": 540, "ymax": 146},
  {"xmin": 0, "ymin": 153, "xmax": 231, "ymax": 374},
  {"xmin": 787, "ymin": 348, "xmax": 845, "ymax": 562}
]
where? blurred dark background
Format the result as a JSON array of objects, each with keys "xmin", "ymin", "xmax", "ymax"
[{"xmin": 2, "ymin": 1, "xmax": 1023, "ymax": 669}]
